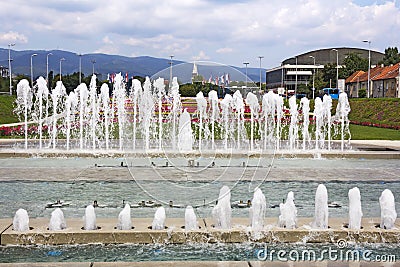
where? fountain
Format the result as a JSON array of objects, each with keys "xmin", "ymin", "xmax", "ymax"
[
  {"xmin": 99, "ymin": 83, "xmax": 111, "ymax": 150},
  {"xmin": 117, "ymin": 204, "xmax": 132, "ymax": 230},
  {"xmin": 34, "ymin": 77, "xmax": 49, "ymax": 150},
  {"xmin": 48, "ymin": 208, "xmax": 67, "ymax": 231},
  {"xmin": 195, "ymin": 91, "xmax": 208, "ymax": 150},
  {"xmin": 130, "ymin": 79, "xmax": 142, "ymax": 150},
  {"xmin": 312, "ymin": 184, "xmax": 328, "ymax": 229},
  {"xmin": 153, "ymin": 78, "xmax": 165, "ymax": 150},
  {"xmin": 245, "ymin": 92, "xmax": 259, "ymax": 151},
  {"xmin": 249, "ymin": 187, "xmax": 266, "ymax": 233},
  {"xmin": 50, "ymin": 81, "xmax": 66, "ymax": 149},
  {"xmin": 152, "ymin": 207, "xmax": 166, "ymax": 230},
  {"xmin": 348, "ymin": 187, "xmax": 363, "ymax": 230},
  {"xmin": 335, "ymin": 92, "xmax": 351, "ymax": 151},
  {"xmin": 169, "ymin": 77, "xmax": 181, "ymax": 150},
  {"xmin": 65, "ymin": 91, "xmax": 78, "ymax": 150},
  {"xmin": 12, "ymin": 208, "xmax": 29, "ymax": 231},
  {"xmin": 178, "ymin": 109, "xmax": 193, "ymax": 152},
  {"xmin": 83, "ymin": 205, "xmax": 97, "ymax": 230},
  {"xmin": 379, "ymin": 189, "xmax": 397, "ymax": 229},
  {"xmin": 212, "ymin": 186, "xmax": 231, "ymax": 229},
  {"xmin": 299, "ymin": 97, "xmax": 311, "ymax": 150},
  {"xmin": 112, "ymin": 73, "xmax": 127, "ymax": 150},
  {"xmin": 288, "ymin": 95, "xmax": 298, "ymax": 150},
  {"xmin": 208, "ymin": 90, "xmax": 219, "ymax": 149},
  {"xmin": 220, "ymin": 94, "xmax": 233, "ymax": 150},
  {"xmin": 15, "ymin": 79, "xmax": 32, "ymax": 150},
  {"xmin": 184, "ymin": 206, "xmax": 198, "ymax": 231},
  {"xmin": 140, "ymin": 77, "xmax": 155, "ymax": 151},
  {"xmin": 278, "ymin": 191, "xmax": 297, "ymax": 229},
  {"xmin": 232, "ymin": 90, "xmax": 245, "ymax": 149}
]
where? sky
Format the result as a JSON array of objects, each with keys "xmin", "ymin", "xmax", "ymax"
[{"xmin": 0, "ymin": 0, "xmax": 399, "ymax": 69}]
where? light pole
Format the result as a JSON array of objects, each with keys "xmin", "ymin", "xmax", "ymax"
[
  {"xmin": 309, "ymin": 55, "xmax": 316, "ymax": 99},
  {"xmin": 258, "ymin": 56, "xmax": 264, "ymax": 93},
  {"xmin": 59, "ymin": 58, "xmax": 65, "ymax": 81},
  {"xmin": 30, "ymin": 53, "xmax": 37, "ymax": 88},
  {"xmin": 169, "ymin": 55, "xmax": 174, "ymax": 89},
  {"xmin": 295, "ymin": 57, "xmax": 298, "ymax": 97},
  {"xmin": 91, "ymin": 59, "xmax": 96, "ymax": 75},
  {"xmin": 8, "ymin": 43, "xmax": 16, "ymax": 95},
  {"xmin": 78, "ymin": 54, "xmax": 82, "ymax": 84},
  {"xmin": 243, "ymin": 62, "xmax": 249, "ymax": 90},
  {"xmin": 46, "ymin": 52, "xmax": 52, "ymax": 89},
  {"xmin": 332, "ymin": 49, "xmax": 339, "ymax": 91},
  {"xmin": 363, "ymin": 40, "xmax": 371, "ymax": 98}
]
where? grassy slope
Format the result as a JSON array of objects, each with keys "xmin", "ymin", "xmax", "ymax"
[{"xmin": 0, "ymin": 95, "xmax": 17, "ymax": 124}]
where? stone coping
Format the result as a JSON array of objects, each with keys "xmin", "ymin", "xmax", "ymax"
[{"xmin": 1, "ymin": 217, "xmax": 400, "ymax": 245}]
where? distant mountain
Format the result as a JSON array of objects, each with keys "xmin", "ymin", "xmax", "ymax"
[{"xmin": 0, "ymin": 48, "xmax": 266, "ymax": 82}]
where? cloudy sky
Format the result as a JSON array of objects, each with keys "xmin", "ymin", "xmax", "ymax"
[{"xmin": 0, "ymin": 0, "xmax": 399, "ymax": 69}]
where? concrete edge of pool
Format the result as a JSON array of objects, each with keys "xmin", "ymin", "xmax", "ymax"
[{"xmin": 1, "ymin": 217, "xmax": 400, "ymax": 245}]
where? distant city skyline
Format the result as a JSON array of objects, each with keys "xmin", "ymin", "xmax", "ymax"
[{"xmin": 0, "ymin": 0, "xmax": 399, "ymax": 69}]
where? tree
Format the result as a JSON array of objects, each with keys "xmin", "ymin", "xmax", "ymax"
[
  {"xmin": 323, "ymin": 63, "xmax": 337, "ymax": 87},
  {"xmin": 381, "ymin": 47, "xmax": 400, "ymax": 66},
  {"xmin": 341, "ymin": 52, "xmax": 368, "ymax": 78}
]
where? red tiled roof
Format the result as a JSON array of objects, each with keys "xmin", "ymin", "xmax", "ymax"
[
  {"xmin": 373, "ymin": 62, "xmax": 400, "ymax": 80},
  {"xmin": 345, "ymin": 70, "xmax": 364, "ymax": 83},
  {"xmin": 347, "ymin": 62, "xmax": 400, "ymax": 83}
]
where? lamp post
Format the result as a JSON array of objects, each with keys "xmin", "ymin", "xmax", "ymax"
[
  {"xmin": 30, "ymin": 53, "xmax": 37, "ymax": 88},
  {"xmin": 78, "ymin": 54, "xmax": 82, "ymax": 84},
  {"xmin": 59, "ymin": 58, "xmax": 65, "ymax": 81},
  {"xmin": 46, "ymin": 52, "xmax": 52, "ymax": 89},
  {"xmin": 295, "ymin": 57, "xmax": 298, "ymax": 97},
  {"xmin": 91, "ymin": 59, "xmax": 96, "ymax": 75},
  {"xmin": 8, "ymin": 43, "xmax": 15, "ymax": 95},
  {"xmin": 258, "ymin": 56, "xmax": 264, "ymax": 93},
  {"xmin": 363, "ymin": 40, "xmax": 371, "ymax": 98},
  {"xmin": 309, "ymin": 55, "xmax": 316, "ymax": 99},
  {"xmin": 243, "ymin": 62, "xmax": 249, "ymax": 90},
  {"xmin": 332, "ymin": 49, "xmax": 339, "ymax": 91},
  {"xmin": 169, "ymin": 55, "xmax": 174, "ymax": 90}
]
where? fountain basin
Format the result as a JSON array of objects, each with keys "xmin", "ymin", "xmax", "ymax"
[{"xmin": 1, "ymin": 217, "xmax": 400, "ymax": 245}]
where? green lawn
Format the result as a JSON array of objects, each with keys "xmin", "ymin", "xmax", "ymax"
[
  {"xmin": 350, "ymin": 124, "xmax": 400, "ymax": 140},
  {"xmin": 0, "ymin": 95, "xmax": 17, "ymax": 124}
]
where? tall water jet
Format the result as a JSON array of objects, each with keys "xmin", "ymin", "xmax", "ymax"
[
  {"xmin": 300, "ymin": 97, "xmax": 311, "ymax": 150},
  {"xmin": 153, "ymin": 77, "xmax": 165, "ymax": 150},
  {"xmin": 130, "ymin": 79, "xmax": 142, "ymax": 150},
  {"xmin": 278, "ymin": 191, "xmax": 297, "ymax": 229},
  {"xmin": 117, "ymin": 204, "xmax": 132, "ymax": 230},
  {"xmin": 140, "ymin": 77, "xmax": 155, "ymax": 150},
  {"xmin": 34, "ymin": 77, "xmax": 49, "ymax": 149},
  {"xmin": 208, "ymin": 90, "xmax": 219, "ymax": 149},
  {"xmin": 178, "ymin": 109, "xmax": 193, "ymax": 151},
  {"xmin": 88, "ymin": 75, "xmax": 98, "ymax": 150},
  {"xmin": 65, "ymin": 91, "xmax": 78, "ymax": 150},
  {"xmin": 323, "ymin": 94, "xmax": 332, "ymax": 150},
  {"xmin": 312, "ymin": 184, "xmax": 328, "ymax": 229},
  {"xmin": 185, "ymin": 206, "xmax": 198, "ymax": 231},
  {"xmin": 275, "ymin": 93, "xmax": 284, "ymax": 150},
  {"xmin": 262, "ymin": 91, "xmax": 276, "ymax": 149},
  {"xmin": 335, "ymin": 92, "xmax": 351, "ymax": 151},
  {"xmin": 112, "ymin": 73, "xmax": 126, "ymax": 150},
  {"xmin": 249, "ymin": 187, "xmax": 266, "ymax": 234},
  {"xmin": 220, "ymin": 94, "xmax": 233, "ymax": 150},
  {"xmin": 212, "ymin": 186, "xmax": 231, "ymax": 229},
  {"xmin": 48, "ymin": 208, "xmax": 67, "ymax": 231},
  {"xmin": 99, "ymin": 83, "xmax": 111, "ymax": 150},
  {"xmin": 379, "ymin": 189, "xmax": 397, "ymax": 229},
  {"xmin": 313, "ymin": 97, "xmax": 324, "ymax": 150},
  {"xmin": 348, "ymin": 187, "xmax": 362, "ymax": 230},
  {"xmin": 83, "ymin": 205, "xmax": 97, "ymax": 230},
  {"xmin": 152, "ymin": 206, "xmax": 166, "ymax": 230},
  {"xmin": 246, "ymin": 92, "xmax": 259, "ymax": 151},
  {"xmin": 232, "ymin": 91, "xmax": 244, "ymax": 149},
  {"xmin": 169, "ymin": 77, "xmax": 181, "ymax": 150},
  {"xmin": 50, "ymin": 81, "xmax": 66, "ymax": 149},
  {"xmin": 288, "ymin": 95, "xmax": 298, "ymax": 150},
  {"xmin": 76, "ymin": 83, "xmax": 89, "ymax": 149},
  {"xmin": 13, "ymin": 208, "xmax": 29, "ymax": 231},
  {"xmin": 196, "ymin": 91, "xmax": 208, "ymax": 150},
  {"xmin": 15, "ymin": 79, "xmax": 32, "ymax": 150}
]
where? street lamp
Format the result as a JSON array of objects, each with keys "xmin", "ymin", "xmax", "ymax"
[
  {"xmin": 243, "ymin": 62, "xmax": 249, "ymax": 89},
  {"xmin": 91, "ymin": 59, "xmax": 96, "ymax": 75},
  {"xmin": 332, "ymin": 49, "xmax": 339, "ymax": 91},
  {"xmin": 8, "ymin": 43, "xmax": 15, "ymax": 95},
  {"xmin": 258, "ymin": 56, "xmax": 264, "ymax": 92},
  {"xmin": 363, "ymin": 40, "xmax": 371, "ymax": 98},
  {"xmin": 169, "ymin": 55, "xmax": 174, "ymax": 90},
  {"xmin": 30, "ymin": 53, "xmax": 38, "ymax": 88},
  {"xmin": 309, "ymin": 55, "xmax": 316, "ymax": 99},
  {"xmin": 46, "ymin": 52, "xmax": 53, "ymax": 89},
  {"xmin": 59, "ymin": 58, "xmax": 65, "ymax": 81},
  {"xmin": 295, "ymin": 57, "xmax": 298, "ymax": 97},
  {"xmin": 78, "ymin": 54, "xmax": 82, "ymax": 84}
]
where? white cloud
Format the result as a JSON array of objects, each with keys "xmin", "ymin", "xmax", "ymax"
[
  {"xmin": 192, "ymin": 50, "xmax": 210, "ymax": 61},
  {"xmin": 216, "ymin": 47, "xmax": 234, "ymax": 54},
  {"xmin": 0, "ymin": 31, "xmax": 28, "ymax": 44}
]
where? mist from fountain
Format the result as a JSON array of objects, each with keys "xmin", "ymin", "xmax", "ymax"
[
  {"xmin": 169, "ymin": 77, "xmax": 181, "ymax": 150},
  {"xmin": 232, "ymin": 90, "xmax": 245, "ymax": 149},
  {"xmin": 212, "ymin": 186, "xmax": 232, "ymax": 229},
  {"xmin": 246, "ymin": 92, "xmax": 259, "ymax": 151},
  {"xmin": 379, "ymin": 189, "xmax": 397, "ymax": 229},
  {"xmin": 152, "ymin": 206, "xmax": 166, "ymax": 230},
  {"xmin": 249, "ymin": 187, "xmax": 266, "ymax": 233},
  {"xmin": 312, "ymin": 184, "xmax": 328, "ymax": 229},
  {"xmin": 178, "ymin": 109, "xmax": 193, "ymax": 151},
  {"xmin": 15, "ymin": 79, "xmax": 32, "ymax": 149},
  {"xmin": 300, "ymin": 97, "xmax": 311, "ymax": 150},
  {"xmin": 288, "ymin": 95, "xmax": 298, "ymax": 150},
  {"xmin": 278, "ymin": 191, "xmax": 297, "ymax": 229},
  {"xmin": 208, "ymin": 90, "xmax": 219, "ymax": 149},
  {"xmin": 140, "ymin": 77, "xmax": 154, "ymax": 151},
  {"xmin": 220, "ymin": 94, "xmax": 233, "ymax": 150},
  {"xmin": 117, "ymin": 204, "xmax": 132, "ymax": 230},
  {"xmin": 185, "ymin": 206, "xmax": 198, "ymax": 231},
  {"xmin": 13, "ymin": 208, "xmax": 29, "ymax": 231},
  {"xmin": 65, "ymin": 91, "xmax": 78, "ymax": 150},
  {"xmin": 50, "ymin": 81, "xmax": 66, "ymax": 149},
  {"xmin": 153, "ymin": 78, "xmax": 165, "ymax": 150},
  {"xmin": 112, "ymin": 73, "xmax": 126, "ymax": 150},
  {"xmin": 195, "ymin": 91, "xmax": 208, "ymax": 150},
  {"xmin": 34, "ymin": 77, "xmax": 49, "ymax": 150},
  {"xmin": 77, "ymin": 83, "xmax": 89, "ymax": 149},
  {"xmin": 99, "ymin": 83, "xmax": 111, "ymax": 150},
  {"xmin": 83, "ymin": 205, "xmax": 97, "ymax": 230},
  {"xmin": 335, "ymin": 92, "xmax": 351, "ymax": 151},
  {"xmin": 348, "ymin": 187, "xmax": 363, "ymax": 230},
  {"xmin": 49, "ymin": 208, "xmax": 67, "ymax": 231}
]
